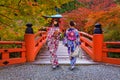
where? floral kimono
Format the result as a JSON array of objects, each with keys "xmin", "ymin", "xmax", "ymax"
[
  {"xmin": 63, "ymin": 27, "xmax": 80, "ymax": 69},
  {"xmin": 47, "ymin": 27, "xmax": 60, "ymax": 67}
]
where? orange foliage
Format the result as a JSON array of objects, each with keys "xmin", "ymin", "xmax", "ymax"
[
  {"xmin": 84, "ymin": 5, "xmax": 120, "ymax": 34},
  {"xmin": 62, "ymin": 0, "xmax": 116, "ymax": 32},
  {"xmin": 85, "ymin": 11, "xmax": 106, "ymax": 29},
  {"xmin": 0, "ymin": 26, "xmax": 3, "ymax": 30},
  {"xmin": 78, "ymin": 0, "xmax": 116, "ymax": 11},
  {"xmin": 62, "ymin": 7, "xmax": 91, "ymax": 30}
]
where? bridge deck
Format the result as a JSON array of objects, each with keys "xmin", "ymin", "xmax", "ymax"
[{"xmin": 33, "ymin": 41, "xmax": 97, "ymax": 65}]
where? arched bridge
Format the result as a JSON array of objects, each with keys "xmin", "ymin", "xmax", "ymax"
[{"xmin": 0, "ymin": 29, "xmax": 120, "ymax": 66}]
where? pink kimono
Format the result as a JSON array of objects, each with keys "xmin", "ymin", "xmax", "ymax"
[{"xmin": 47, "ymin": 27, "xmax": 60, "ymax": 67}]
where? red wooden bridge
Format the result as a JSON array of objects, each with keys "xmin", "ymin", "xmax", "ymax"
[{"xmin": 0, "ymin": 29, "xmax": 120, "ymax": 66}]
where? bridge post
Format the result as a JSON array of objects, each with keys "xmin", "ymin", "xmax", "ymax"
[
  {"xmin": 24, "ymin": 23, "xmax": 35, "ymax": 62},
  {"xmin": 93, "ymin": 23, "xmax": 103, "ymax": 61}
]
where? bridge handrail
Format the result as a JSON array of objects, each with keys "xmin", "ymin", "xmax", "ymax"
[
  {"xmin": 104, "ymin": 41, "xmax": 120, "ymax": 45},
  {"xmin": 80, "ymin": 31, "xmax": 120, "ymax": 65},
  {"xmin": 34, "ymin": 31, "xmax": 43, "ymax": 46},
  {"xmin": 79, "ymin": 32, "xmax": 93, "ymax": 39},
  {"xmin": 104, "ymin": 42, "xmax": 120, "ymax": 51},
  {"xmin": 24, "ymin": 30, "xmax": 47, "ymax": 62},
  {"xmin": 80, "ymin": 37, "xmax": 93, "ymax": 47},
  {"xmin": 79, "ymin": 31, "xmax": 94, "ymax": 59},
  {"xmin": 0, "ymin": 30, "xmax": 48, "ymax": 66},
  {"xmin": 34, "ymin": 31, "xmax": 47, "ymax": 55},
  {"xmin": 0, "ymin": 41, "xmax": 24, "ymax": 44},
  {"xmin": 0, "ymin": 41, "xmax": 26, "ymax": 66},
  {"xmin": 34, "ymin": 31, "xmax": 42, "ymax": 38},
  {"xmin": 103, "ymin": 42, "xmax": 120, "ymax": 52},
  {"xmin": 102, "ymin": 41, "xmax": 120, "ymax": 64}
]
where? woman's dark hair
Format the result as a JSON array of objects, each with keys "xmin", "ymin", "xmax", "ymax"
[
  {"xmin": 53, "ymin": 20, "xmax": 59, "ymax": 27},
  {"xmin": 70, "ymin": 21, "xmax": 75, "ymax": 26},
  {"xmin": 54, "ymin": 23, "xmax": 59, "ymax": 27}
]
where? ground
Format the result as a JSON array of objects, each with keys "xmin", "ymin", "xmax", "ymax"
[
  {"xmin": 0, "ymin": 42, "xmax": 120, "ymax": 80},
  {"xmin": 0, "ymin": 63, "xmax": 120, "ymax": 80}
]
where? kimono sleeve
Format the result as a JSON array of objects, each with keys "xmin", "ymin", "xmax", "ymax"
[{"xmin": 75, "ymin": 29, "xmax": 81, "ymax": 45}]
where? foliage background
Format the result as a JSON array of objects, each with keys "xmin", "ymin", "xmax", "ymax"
[
  {"xmin": 0, "ymin": 0, "xmax": 120, "ymax": 41},
  {"xmin": 62, "ymin": 0, "xmax": 120, "ymax": 41},
  {"xmin": 0, "ymin": 0, "xmax": 71, "ymax": 41}
]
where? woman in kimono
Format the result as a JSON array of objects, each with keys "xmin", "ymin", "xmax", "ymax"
[
  {"xmin": 47, "ymin": 20, "xmax": 61, "ymax": 69},
  {"xmin": 63, "ymin": 21, "xmax": 80, "ymax": 70}
]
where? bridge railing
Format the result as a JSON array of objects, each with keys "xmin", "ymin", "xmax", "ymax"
[
  {"xmin": 24, "ymin": 31, "xmax": 47, "ymax": 62},
  {"xmin": 34, "ymin": 31, "xmax": 47, "ymax": 53},
  {"xmin": 0, "ymin": 30, "xmax": 47, "ymax": 66},
  {"xmin": 0, "ymin": 41, "xmax": 26, "ymax": 66},
  {"xmin": 102, "ymin": 42, "xmax": 120, "ymax": 64},
  {"xmin": 79, "ymin": 32, "xmax": 94, "ymax": 59},
  {"xmin": 80, "ymin": 31, "xmax": 120, "ymax": 65}
]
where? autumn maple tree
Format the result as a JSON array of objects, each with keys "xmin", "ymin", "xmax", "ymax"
[
  {"xmin": 0, "ymin": 0, "xmax": 71, "ymax": 27},
  {"xmin": 62, "ymin": 0, "xmax": 116, "ymax": 30},
  {"xmin": 0, "ymin": 0, "xmax": 71, "ymax": 40},
  {"xmin": 0, "ymin": 0, "xmax": 120, "ymax": 41}
]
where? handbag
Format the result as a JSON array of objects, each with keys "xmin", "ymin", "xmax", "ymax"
[
  {"xmin": 70, "ymin": 46, "xmax": 83, "ymax": 58},
  {"xmin": 78, "ymin": 46, "xmax": 83, "ymax": 59},
  {"xmin": 71, "ymin": 46, "xmax": 81, "ymax": 57}
]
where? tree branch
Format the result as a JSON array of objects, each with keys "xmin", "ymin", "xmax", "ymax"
[
  {"xmin": 0, "ymin": 13, "xmax": 12, "ymax": 20},
  {"xmin": 18, "ymin": 0, "xmax": 22, "ymax": 6},
  {"xmin": 0, "ymin": 4, "xmax": 17, "ymax": 10},
  {"xmin": 0, "ymin": 21, "xmax": 10, "ymax": 26}
]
